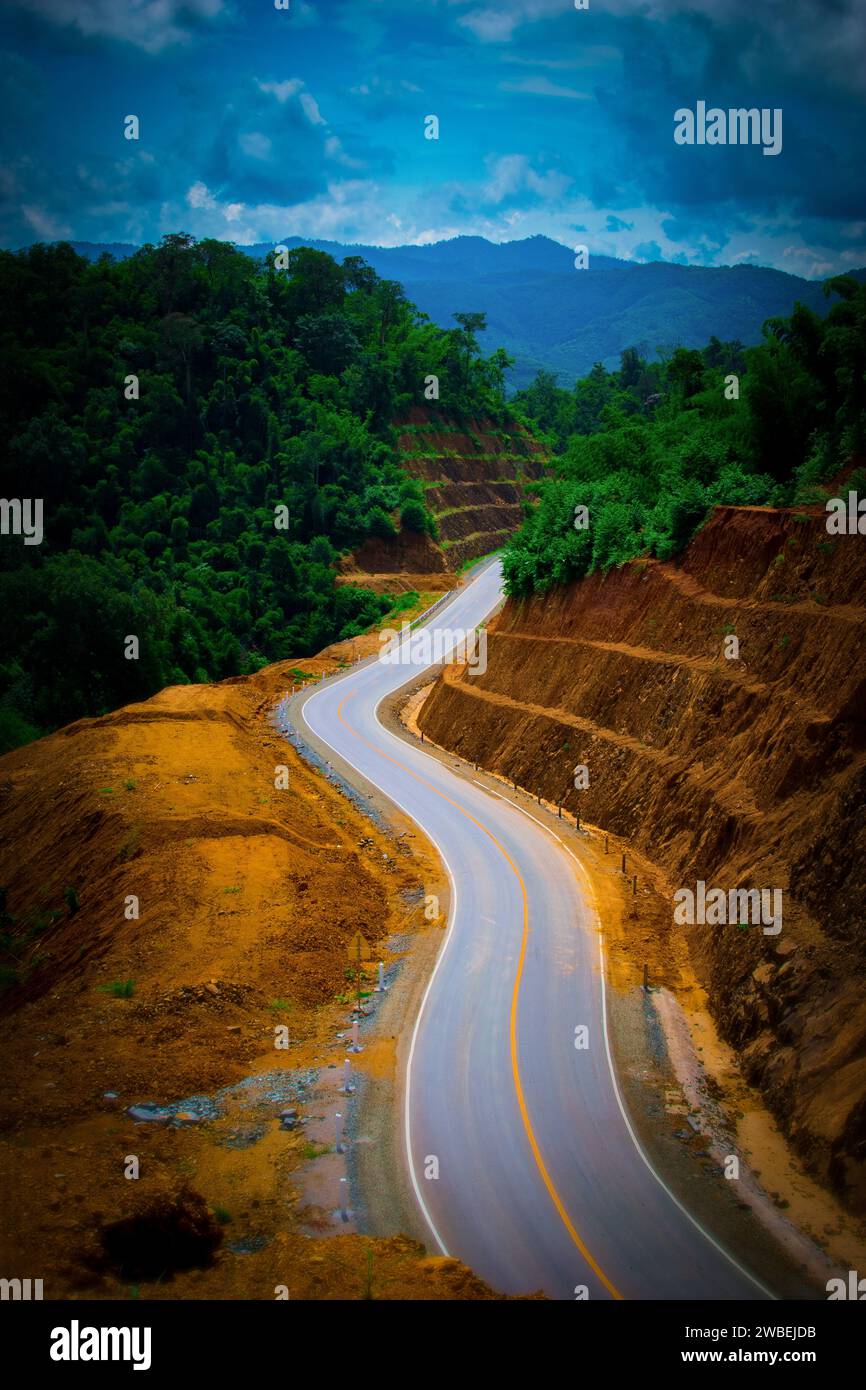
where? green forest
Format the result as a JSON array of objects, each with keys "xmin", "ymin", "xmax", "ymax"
[
  {"xmin": 3, "ymin": 236, "xmax": 863, "ymax": 754},
  {"xmin": 0, "ymin": 235, "xmax": 510, "ymax": 751},
  {"xmin": 503, "ymin": 276, "xmax": 866, "ymax": 596}
]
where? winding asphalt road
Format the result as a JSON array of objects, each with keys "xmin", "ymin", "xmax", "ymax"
[{"xmin": 291, "ymin": 559, "xmax": 772, "ymax": 1301}]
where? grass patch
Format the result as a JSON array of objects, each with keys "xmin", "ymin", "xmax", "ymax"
[
  {"xmin": 384, "ymin": 590, "xmax": 420, "ymax": 618},
  {"xmin": 98, "ymin": 979, "xmax": 136, "ymax": 999}
]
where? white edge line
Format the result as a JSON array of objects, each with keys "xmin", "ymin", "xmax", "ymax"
[
  {"xmin": 476, "ymin": 780, "xmax": 777, "ymax": 1302},
  {"xmin": 293, "ymin": 562, "xmax": 775, "ymax": 1300},
  {"xmin": 294, "ymin": 566, "xmax": 504, "ymax": 1256},
  {"xmin": 300, "ymin": 683, "xmax": 466, "ymax": 1258}
]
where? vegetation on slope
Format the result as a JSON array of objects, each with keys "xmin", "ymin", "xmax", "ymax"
[
  {"xmin": 503, "ymin": 277, "xmax": 866, "ymax": 596},
  {"xmin": 0, "ymin": 235, "xmax": 512, "ymax": 749}
]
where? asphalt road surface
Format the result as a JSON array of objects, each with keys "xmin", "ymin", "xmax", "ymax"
[{"xmin": 295, "ymin": 559, "xmax": 772, "ymax": 1300}]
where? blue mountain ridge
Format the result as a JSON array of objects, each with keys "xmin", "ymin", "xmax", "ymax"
[{"xmin": 60, "ymin": 234, "xmax": 866, "ymax": 391}]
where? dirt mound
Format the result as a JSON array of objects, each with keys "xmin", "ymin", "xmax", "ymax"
[
  {"xmin": 340, "ymin": 530, "xmax": 446, "ymax": 577},
  {"xmin": 417, "ymin": 502, "xmax": 866, "ymax": 1212},
  {"xmin": 0, "ymin": 670, "xmax": 502, "ymax": 1299},
  {"xmin": 98, "ymin": 1188, "xmax": 222, "ymax": 1281}
]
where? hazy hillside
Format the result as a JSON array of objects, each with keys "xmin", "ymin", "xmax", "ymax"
[{"xmin": 63, "ymin": 235, "xmax": 866, "ymax": 391}]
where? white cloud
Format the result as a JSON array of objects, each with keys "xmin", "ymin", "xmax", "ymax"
[
  {"xmin": 299, "ymin": 92, "xmax": 326, "ymax": 127},
  {"xmin": 501, "ymin": 76, "xmax": 590, "ymax": 100},
  {"xmin": 239, "ymin": 131, "xmax": 272, "ymax": 160},
  {"xmin": 186, "ymin": 181, "xmax": 217, "ymax": 211},
  {"xmin": 257, "ymin": 75, "xmax": 362, "ymax": 169},
  {"xmin": 458, "ymin": 7, "xmax": 518, "ymax": 42},
  {"xmin": 457, "ymin": 0, "xmax": 565, "ymax": 43},
  {"xmin": 325, "ymin": 135, "xmax": 365, "ymax": 170},
  {"xmin": 481, "ymin": 154, "xmax": 572, "ymax": 205},
  {"xmin": 256, "ymin": 78, "xmax": 327, "ymax": 129},
  {"xmin": 22, "ymin": 204, "xmax": 71, "ymax": 239},
  {"xmin": 256, "ymin": 79, "xmax": 303, "ymax": 104},
  {"xmin": 351, "ymin": 76, "xmax": 423, "ymax": 98}
]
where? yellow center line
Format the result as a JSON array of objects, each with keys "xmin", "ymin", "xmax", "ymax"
[{"xmin": 333, "ymin": 690, "xmax": 624, "ymax": 1299}]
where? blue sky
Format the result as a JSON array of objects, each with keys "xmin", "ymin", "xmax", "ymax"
[{"xmin": 2, "ymin": 0, "xmax": 864, "ymax": 277}]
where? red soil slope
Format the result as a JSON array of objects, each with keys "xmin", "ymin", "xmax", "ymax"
[
  {"xmin": 418, "ymin": 503, "xmax": 866, "ymax": 1212},
  {"xmin": 0, "ymin": 670, "xmax": 506, "ymax": 1299}
]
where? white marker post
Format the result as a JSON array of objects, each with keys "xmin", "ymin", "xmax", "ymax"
[
  {"xmin": 340, "ymin": 1177, "xmax": 349, "ymax": 1222},
  {"xmin": 341, "ymin": 1058, "xmax": 354, "ymax": 1094},
  {"xmin": 349, "ymin": 1019, "xmax": 363, "ymax": 1053},
  {"xmin": 335, "ymin": 1111, "xmax": 344, "ymax": 1153},
  {"xmin": 375, "ymin": 961, "xmax": 386, "ymax": 992}
]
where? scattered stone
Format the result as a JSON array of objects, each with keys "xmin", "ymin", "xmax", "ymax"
[{"xmin": 127, "ymin": 1103, "xmax": 172, "ymax": 1125}]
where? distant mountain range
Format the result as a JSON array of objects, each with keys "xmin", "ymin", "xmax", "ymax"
[{"xmin": 61, "ymin": 235, "xmax": 866, "ymax": 391}]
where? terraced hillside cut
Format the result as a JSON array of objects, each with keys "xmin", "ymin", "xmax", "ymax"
[
  {"xmin": 396, "ymin": 407, "xmax": 549, "ymax": 569},
  {"xmin": 417, "ymin": 502, "xmax": 866, "ymax": 1213}
]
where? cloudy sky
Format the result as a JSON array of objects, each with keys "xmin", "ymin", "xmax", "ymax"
[{"xmin": 2, "ymin": 0, "xmax": 864, "ymax": 276}]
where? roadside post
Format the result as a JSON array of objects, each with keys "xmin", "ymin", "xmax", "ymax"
[{"xmin": 346, "ymin": 930, "xmax": 373, "ymax": 1022}]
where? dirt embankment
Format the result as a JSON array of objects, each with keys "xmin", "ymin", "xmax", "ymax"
[
  {"xmin": 417, "ymin": 503, "xmax": 866, "ymax": 1213},
  {"xmin": 397, "ymin": 407, "xmax": 548, "ymax": 569},
  {"xmin": 335, "ymin": 405, "xmax": 544, "ymax": 592},
  {"xmin": 0, "ymin": 665, "xmax": 504, "ymax": 1299},
  {"xmin": 336, "ymin": 408, "xmax": 548, "ymax": 592},
  {"xmin": 337, "ymin": 530, "xmax": 458, "ymax": 595}
]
